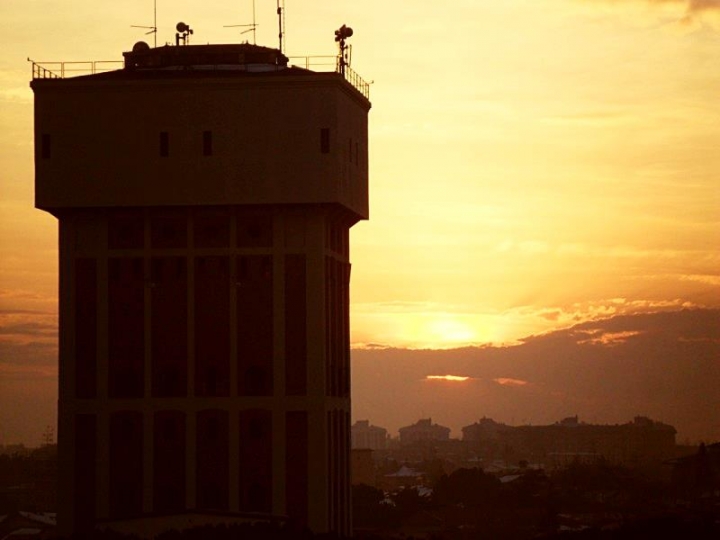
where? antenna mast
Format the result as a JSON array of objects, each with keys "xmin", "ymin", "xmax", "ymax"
[
  {"xmin": 131, "ymin": 0, "xmax": 158, "ymax": 48},
  {"xmin": 224, "ymin": 1, "xmax": 258, "ymax": 44},
  {"xmin": 334, "ymin": 24, "xmax": 354, "ymax": 75},
  {"xmin": 277, "ymin": 0, "xmax": 286, "ymax": 54}
]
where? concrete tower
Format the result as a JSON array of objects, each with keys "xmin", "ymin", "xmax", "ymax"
[{"xmin": 31, "ymin": 39, "xmax": 370, "ymax": 537}]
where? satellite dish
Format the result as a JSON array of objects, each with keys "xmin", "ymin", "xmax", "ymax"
[
  {"xmin": 177, "ymin": 22, "xmax": 189, "ymax": 33},
  {"xmin": 132, "ymin": 41, "xmax": 151, "ymax": 53}
]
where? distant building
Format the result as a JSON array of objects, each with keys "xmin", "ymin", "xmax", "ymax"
[
  {"xmin": 382, "ymin": 465, "xmax": 425, "ymax": 489},
  {"xmin": 351, "ymin": 420, "xmax": 388, "ymax": 450},
  {"xmin": 399, "ymin": 418, "xmax": 451, "ymax": 444},
  {"xmin": 462, "ymin": 416, "xmax": 677, "ymax": 467},
  {"xmin": 667, "ymin": 442, "xmax": 720, "ymax": 496}
]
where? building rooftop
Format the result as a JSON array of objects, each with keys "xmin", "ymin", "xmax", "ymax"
[{"xmin": 29, "ymin": 42, "xmax": 370, "ymax": 100}]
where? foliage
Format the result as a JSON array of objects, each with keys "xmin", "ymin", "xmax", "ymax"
[{"xmin": 433, "ymin": 467, "xmax": 501, "ymax": 508}]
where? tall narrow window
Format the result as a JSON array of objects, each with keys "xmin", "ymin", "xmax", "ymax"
[
  {"xmin": 159, "ymin": 132, "xmax": 169, "ymax": 157},
  {"xmin": 203, "ymin": 130, "xmax": 213, "ymax": 156},
  {"xmin": 320, "ymin": 128, "xmax": 330, "ymax": 154},
  {"xmin": 41, "ymin": 133, "xmax": 51, "ymax": 159}
]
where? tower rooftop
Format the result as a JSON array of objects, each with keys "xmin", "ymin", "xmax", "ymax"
[
  {"xmin": 123, "ymin": 42, "xmax": 289, "ymax": 71},
  {"xmin": 29, "ymin": 42, "xmax": 370, "ymax": 99}
]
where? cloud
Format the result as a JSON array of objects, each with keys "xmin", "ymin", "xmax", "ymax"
[
  {"xmin": 493, "ymin": 377, "xmax": 529, "ymax": 387},
  {"xmin": 0, "ymin": 339, "xmax": 56, "ymax": 371},
  {"xmin": 679, "ymin": 274, "xmax": 720, "ymax": 286},
  {"xmin": 576, "ymin": 330, "xmax": 642, "ymax": 346},
  {"xmin": 426, "ymin": 375, "xmax": 471, "ymax": 382},
  {"xmin": 0, "ymin": 321, "xmax": 57, "ymax": 337},
  {"xmin": 587, "ymin": 0, "xmax": 720, "ymax": 23},
  {"xmin": 0, "ymin": 310, "xmax": 57, "ymax": 343},
  {"xmin": 352, "ymin": 308, "xmax": 720, "ymax": 442},
  {"xmin": 0, "ymin": 289, "xmax": 52, "ymax": 301},
  {"xmin": 679, "ymin": 0, "xmax": 720, "ymax": 13}
]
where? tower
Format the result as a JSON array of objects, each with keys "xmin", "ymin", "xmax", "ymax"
[{"xmin": 31, "ymin": 38, "xmax": 369, "ymax": 537}]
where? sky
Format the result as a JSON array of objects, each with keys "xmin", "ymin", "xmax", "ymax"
[
  {"xmin": 1, "ymin": 0, "xmax": 719, "ymax": 444},
  {"xmin": 353, "ymin": 309, "xmax": 720, "ymax": 443}
]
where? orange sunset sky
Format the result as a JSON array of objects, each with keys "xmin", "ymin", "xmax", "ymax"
[{"xmin": 1, "ymin": 0, "xmax": 719, "ymax": 444}]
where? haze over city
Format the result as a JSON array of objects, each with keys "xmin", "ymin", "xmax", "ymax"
[{"xmin": 1, "ymin": 0, "xmax": 719, "ymax": 446}]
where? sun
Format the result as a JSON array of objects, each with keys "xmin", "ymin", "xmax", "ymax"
[{"xmin": 427, "ymin": 316, "xmax": 477, "ymax": 346}]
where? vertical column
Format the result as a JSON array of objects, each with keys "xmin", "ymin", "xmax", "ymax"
[
  {"xmin": 143, "ymin": 411, "xmax": 153, "ymax": 513},
  {"xmin": 108, "ymin": 258, "xmax": 145, "ymax": 398},
  {"xmin": 73, "ymin": 414, "xmax": 96, "ymax": 532},
  {"xmin": 74, "ymin": 258, "xmax": 97, "ymax": 398},
  {"xmin": 285, "ymin": 411, "xmax": 308, "ymax": 527},
  {"xmin": 109, "ymin": 411, "xmax": 143, "ymax": 518},
  {"xmin": 185, "ymin": 411, "xmax": 196, "ymax": 509},
  {"xmin": 341, "ymin": 409, "xmax": 351, "ymax": 535},
  {"xmin": 239, "ymin": 409, "xmax": 273, "ymax": 512},
  {"xmin": 342, "ymin": 261, "xmax": 351, "ymax": 398},
  {"xmin": 326, "ymin": 410, "xmax": 335, "ymax": 533},
  {"xmin": 195, "ymin": 257, "xmax": 230, "ymax": 397},
  {"xmin": 196, "ymin": 410, "xmax": 229, "ymax": 510},
  {"xmin": 153, "ymin": 411, "xmax": 186, "ymax": 513},
  {"xmin": 284, "ymin": 254, "xmax": 306, "ymax": 396},
  {"xmin": 151, "ymin": 257, "xmax": 188, "ymax": 397},
  {"xmin": 96, "ymin": 412, "xmax": 110, "ymax": 519},
  {"xmin": 237, "ymin": 255, "xmax": 274, "ymax": 396},
  {"xmin": 272, "ymin": 409, "xmax": 285, "ymax": 517},
  {"xmin": 229, "ymin": 409, "xmax": 240, "ymax": 512},
  {"xmin": 106, "ymin": 209, "xmax": 145, "ymax": 400}
]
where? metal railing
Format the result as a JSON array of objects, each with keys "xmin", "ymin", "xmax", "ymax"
[
  {"xmin": 28, "ymin": 59, "xmax": 124, "ymax": 79},
  {"xmin": 28, "ymin": 55, "xmax": 370, "ymax": 99},
  {"xmin": 288, "ymin": 55, "xmax": 370, "ymax": 99}
]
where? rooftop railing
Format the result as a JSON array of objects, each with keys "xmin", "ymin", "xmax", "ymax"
[
  {"xmin": 29, "ymin": 55, "xmax": 370, "ymax": 99},
  {"xmin": 288, "ymin": 55, "xmax": 370, "ymax": 99},
  {"xmin": 28, "ymin": 59, "xmax": 124, "ymax": 79}
]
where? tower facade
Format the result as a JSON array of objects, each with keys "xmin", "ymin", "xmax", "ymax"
[{"xmin": 31, "ymin": 42, "xmax": 370, "ymax": 537}]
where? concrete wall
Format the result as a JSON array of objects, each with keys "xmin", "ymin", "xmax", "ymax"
[{"xmin": 33, "ymin": 73, "xmax": 369, "ymax": 218}]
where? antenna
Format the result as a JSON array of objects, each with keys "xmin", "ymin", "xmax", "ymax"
[
  {"xmin": 131, "ymin": 0, "xmax": 158, "ymax": 48},
  {"xmin": 175, "ymin": 22, "xmax": 193, "ymax": 46},
  {"xmin": 224, "ymin": 0, "xmax": 258, "ymax": 44},
  {"xmin": 334, "ymin": 24, "xmax": 354, "ymax": 75},
  {"xmin": 277, "ymin": 0, "xmax": 286, "ymax": 54}
]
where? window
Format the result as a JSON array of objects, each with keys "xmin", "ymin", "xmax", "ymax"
[
  {"xmin": 236, "ymin": 212, "xmax": 273, "ymax": 247},
  {"xmin": 159, "ymin": 132, "xmax": 169, "ymax": 157},
  {"xmin": 194, "ymin": 209, "xmax": 230, "ymax": 247},
  {"xmin": 203, "ymin": 130, "xmax": 212, "ymax": 156},
  {"xmin": 108, "ymin": 210, "xmax": 144, "ymax": 250},
  {"xmin": 150, "ymin": 210, "xmax": 187, "ymax": 248},
  {"xmin": 320, "ymin": 128, "xmax": 330, "ymax": 154}
]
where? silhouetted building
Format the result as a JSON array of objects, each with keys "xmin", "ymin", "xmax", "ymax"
[
  {"xmin": 351, "ymin": 420, "xmax": 388, "ymax": 450},
  {"xmin": 31, "ymin": 38, "xmax": 370, "ymax": 537},
  {"xmin": 399, "ymin": 419, "xmax": 451, "ymax": 444},
  {"xmin": 462, "ymin": 416, "xmax": 676, "ymax": 467}
]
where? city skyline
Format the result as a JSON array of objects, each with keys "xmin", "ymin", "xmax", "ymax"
[{"xmin": 1, "ymin": 0, "xmax": 719, "ymax": 445}]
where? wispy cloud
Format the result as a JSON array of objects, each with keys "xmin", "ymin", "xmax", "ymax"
[
  {"xmin": 0, "ymin": 289, "xmax": 54, "ymax": 302},
  {"xmin": 576, "ymin": 330, "xmax": 642, "ymax": 346},
  {"xmin": 426, "ymin": 375, "xmax": 471, "ymax": 382},
  {"xmin": 0, "ymin": 311, "xmax": 57, "ymax": 343},
  {"xmin": 493, "ymin": 377, "xmax": 529, "ymax": 387},
  {"xmin": 663, "ymin": 0, "xmax": 720, "ymax": 14},
  {"xmin": 582, "ymin": 0, "xmax": 720, "ymax": 23}
]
